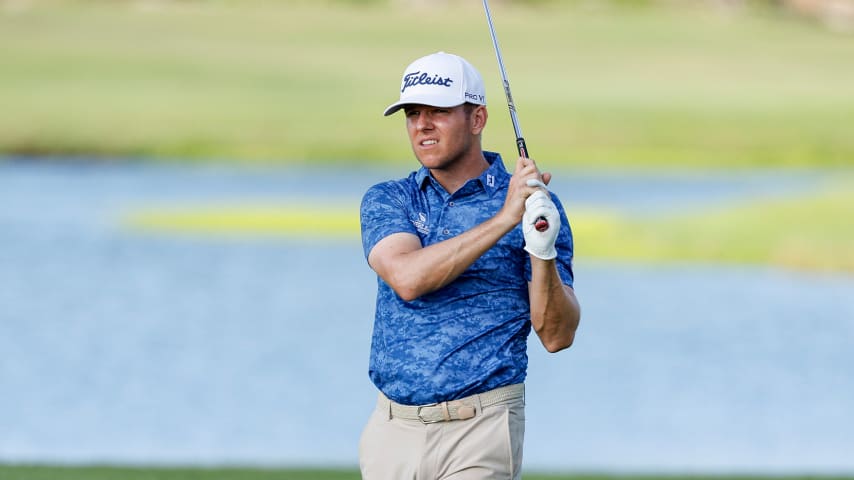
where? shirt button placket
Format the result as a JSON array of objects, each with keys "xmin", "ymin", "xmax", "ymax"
[{"xmin": 443, "ymin": 200, "xmax": 454, "ymax": 236}]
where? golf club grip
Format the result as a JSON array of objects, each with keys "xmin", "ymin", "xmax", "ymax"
[
  {"xmin": 516, "ymin": 137, "xmax": 529, "ymax": 159},
  {"xmin": 517, "ymin": 137, "xmax": 549, "ymax": 232}
]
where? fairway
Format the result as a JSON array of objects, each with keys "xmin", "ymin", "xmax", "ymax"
[{"xmin": 1, "ymin": 1, "xmax": 853, "ymax": 167}]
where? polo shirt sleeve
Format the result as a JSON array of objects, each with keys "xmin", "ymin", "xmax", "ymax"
[
  {"xmin": 524, "ymin": 193, "xmax": 575, "ymax": 287},
  {"xmin": 360, "ymin": 181, "xmax": 419, "ymax": 261}
]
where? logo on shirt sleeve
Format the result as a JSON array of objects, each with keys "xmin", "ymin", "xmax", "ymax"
[{"xmin": 411, "ymin": 212, "xmax": 430, "ymax": 235}]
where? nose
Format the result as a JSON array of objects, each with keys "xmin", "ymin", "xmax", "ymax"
[{"xmin": 415, "ymin": 111, "xmax": 433, "ymax": 131}]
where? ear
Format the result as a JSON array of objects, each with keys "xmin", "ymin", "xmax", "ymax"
[{"xmin": 470, "ymin": 105, "xmax": 488, "ymax": 135}]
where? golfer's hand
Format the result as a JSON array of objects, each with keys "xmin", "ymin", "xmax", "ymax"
[
  {"xmin": 523, "ymin": 189, "xmax": 560, "ymax": 260},
  {"xmin": 503, "ymin": 156, "xmax": 551, "ymax": 222}
]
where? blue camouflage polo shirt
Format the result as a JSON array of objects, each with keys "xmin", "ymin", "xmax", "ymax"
[{"xmin": 360, "ymin": 151, "xmax": 574, "ymax": 406}]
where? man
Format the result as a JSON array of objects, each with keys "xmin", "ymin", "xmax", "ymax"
[{"xmin": 359, "ymin": 51, "xmax": 580, "ymax": 480}]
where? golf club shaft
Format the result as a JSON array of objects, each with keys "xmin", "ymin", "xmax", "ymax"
[
  {"xmin": 483, "ymin": 0, "xmax": 549, "ymax": 232},
  {"xmin": 482, "ymin": 0, "xmax": 528, "ymax": 159}
]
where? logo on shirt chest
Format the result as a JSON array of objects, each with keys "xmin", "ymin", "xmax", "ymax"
[{"xmin": 411, "ymin": 212, "xmax": 430, "ymax": 235}]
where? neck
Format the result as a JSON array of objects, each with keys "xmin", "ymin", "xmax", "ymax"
[{"xmin": 429, "ymin": 150, "xmax": 489, "ymax": 194}]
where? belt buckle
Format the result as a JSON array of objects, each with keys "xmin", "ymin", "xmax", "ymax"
[{"xmin": 416, "ymin": 404, "xmax": 442, "ymax": 424}]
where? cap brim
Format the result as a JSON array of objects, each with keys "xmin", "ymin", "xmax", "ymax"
[{"xmin": 383, "ymin": 95, "xmax": 465, "ymax": 116}]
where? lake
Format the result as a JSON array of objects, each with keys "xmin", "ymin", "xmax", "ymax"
[{"xmin": 1, "ymin": 158, "xmax": 852, "ymax": 473}]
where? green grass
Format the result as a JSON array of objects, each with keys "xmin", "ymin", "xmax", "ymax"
[
  {"xmin": 571, "ymin": 173, "xmax": 854, "ymax": 272},
  {"xmin": 1, "ymin": 0, "xmax": 853, "ymax": 167},
  {"xmin": 2, "ymin": 465, "xmax": 851, "ymax": 480},
  {"xmin": 5, "ymin": 0, "xmax": 852, "ymax": 273},
  {"xmin": 126, "ymin": 202, "xmax": 361, "ymax": 241},
  {"xmin": 124, "ymin": 172, "xmax": 854, "ymax": 273}
]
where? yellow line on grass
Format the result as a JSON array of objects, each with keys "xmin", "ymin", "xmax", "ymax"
[
  {"xmin": 126, "ymin": 204, "xmax": 361, "ymax": 239},
  {"xmin": 123, "ymin": 178, "xmax": 854, "ymax": 273}
]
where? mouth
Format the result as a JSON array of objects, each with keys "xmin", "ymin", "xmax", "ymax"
[{"xmin": 420, "ymin": 139, "xmax": 438, "ymax": 147}]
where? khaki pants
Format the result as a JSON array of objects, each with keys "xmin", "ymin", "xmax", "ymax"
[{"xmin": 359, "ymin": 385, "xmax": 525, "ymax": 480}]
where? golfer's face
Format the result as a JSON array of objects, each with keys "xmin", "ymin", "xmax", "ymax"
[{"xmin": 404, "ymin": 104, "xmax": 474, "ymax": 170}]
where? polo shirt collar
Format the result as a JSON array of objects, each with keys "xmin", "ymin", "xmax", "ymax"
[{"xmin": 415, "ymin": 151, "xmax": 507, "ymax": 192}]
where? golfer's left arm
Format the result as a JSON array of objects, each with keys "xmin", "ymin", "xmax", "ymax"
[
  {"xmin": 529, "ymin": 261, "xmax": 580, "ymax": 353},
  {"xmin": 521, "ymin": 187, "xmax": 580, "ymax": 352}
]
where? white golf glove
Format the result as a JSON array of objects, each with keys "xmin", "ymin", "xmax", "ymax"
[{"xmin": 522, "ymin": 188, "xmax": 560, "ymax": 260}]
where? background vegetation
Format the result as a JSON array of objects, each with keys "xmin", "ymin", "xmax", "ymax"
[
  {"xmin": 1, "ymin": 0, "xmax": 853, "ymax": 168},
  {"xmin": 5, "ymin": 0, "xmax": 850, "ymax": 271}
]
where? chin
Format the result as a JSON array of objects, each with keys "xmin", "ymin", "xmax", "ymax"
[{"xmin": 414, "ymin": 152, "xmax": 445, "ymax": 169}]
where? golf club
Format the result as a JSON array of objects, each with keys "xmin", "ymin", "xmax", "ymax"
[{"xmin": 482, "ymin": 0, "xmax": 549, "ymax": 232}]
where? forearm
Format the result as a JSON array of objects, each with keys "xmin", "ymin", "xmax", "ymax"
[
  {"xmin": 529, "ymin": 258, "xmax": 580, "ymax": 352},
  {"xmin": 375, "ymin": 212, "xmax": 518, "ymax": 301}
]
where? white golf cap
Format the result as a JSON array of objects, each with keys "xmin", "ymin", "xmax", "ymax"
[{"xmin": 383, "ymin": 51, "xmax": 486, "ymax": 116}]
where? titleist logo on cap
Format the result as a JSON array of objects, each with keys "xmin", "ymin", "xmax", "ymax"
[
  {"xmin": 383, "ymin": 52, "xmax": 485, "ymax": 116},
  {"xmin": 402, "ymin": 71, "xmax": 454, "ymax": 93}
]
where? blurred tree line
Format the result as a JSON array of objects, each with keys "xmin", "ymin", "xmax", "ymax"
[{"xmin": 340, "ymin": 0, "xmax": 854, "ymax": 32}]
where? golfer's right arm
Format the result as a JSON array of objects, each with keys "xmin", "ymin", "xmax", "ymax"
[
  {"xmin": 368, "ymin": 213, "xmax": 516, "ymax": 302},
  {"xmin": 369, "ymin": 157, "xmax": 543, "ymax": 302}
]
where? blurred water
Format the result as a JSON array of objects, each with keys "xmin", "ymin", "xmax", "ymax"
[{"xmin": 1, "ymin": 159, "xmax": 852, "ymax": 473}]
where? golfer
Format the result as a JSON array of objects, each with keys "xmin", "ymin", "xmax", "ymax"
[{"xmin": 359, "ymin": 51, "xmax": 580, "ymax": 480}]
